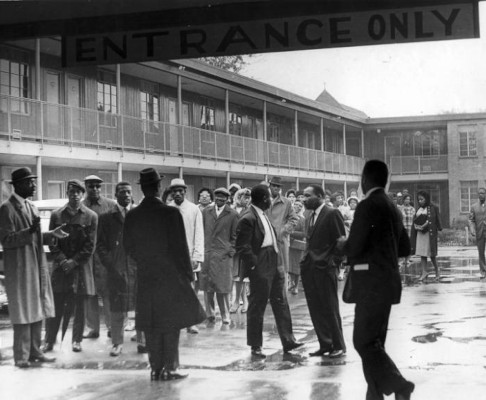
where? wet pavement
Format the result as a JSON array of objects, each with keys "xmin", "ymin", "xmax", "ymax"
[{"xmin": 1, "ymin": 246, "xmax": 486, "ymax": 400}]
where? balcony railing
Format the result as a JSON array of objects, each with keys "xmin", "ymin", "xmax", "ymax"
[
  {"xmin": 0, "ymin": 95, "xmax": 364, "ymax": 175},
  {"xmin": 389, "ymin": 155, "xmax": 448, "ymax": 175}
]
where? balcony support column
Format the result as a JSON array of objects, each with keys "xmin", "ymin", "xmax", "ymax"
[
  {"xmin": 263, "ymin": 101, "xmax": 267, "ymax": 142},
  {"xmin": 322, "ymin": 178, "xmax": 326, "ymax": 191},
  {"xmin": 295, "ymin": 177, "xmax": 300, "ymax": 190},
  {"xmin": 35, "ymin": 156, "xmax": 42, "ymax": 201},
  {"xmin": 117, "ymin": 162, "xmax": 122, "ymax": 182},
  {"xmin": 177, "ymin": 76, "xmax": 182, "ymax": 125},
  {"xmin": 320, "ymin": 118, "xmax": 324, "ymax": 151},
  {"xmin": 226, "ymin": 171, "xmax": 231, "ymax": 188},
  {"xmin": 225, "ymin": 89, "xmax": 230, "ymax": 134},
  {"xmin": 35, "ymin": 39, "xmax": 41, "ymax": 100},
  {"xmin": 116, "ymin": 65, "xmax": 121, "ymax": 113},
  {"xmin": 179, "ymin": 167, "xmax": 183, "ymax": 179},
  {"xmin": 294, "ymin": 110, "xmax": 298, "ymax": 147},
  {"xmin": 361, "ymin": 128, "xmax": 365, "ymax": 158},
  {"xmin": 343, "ymin": 124, "xmax": 347, "ymax": 155}
]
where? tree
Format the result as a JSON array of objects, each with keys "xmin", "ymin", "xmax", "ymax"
[{"xmin": 198, "ymin": 55, "xmax": 251, "ymax": 73}]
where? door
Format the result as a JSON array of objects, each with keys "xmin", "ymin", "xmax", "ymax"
[
  {"xmin": 168, "ymin": 98, "xmax": 179, "ymax": 155},
  {"xmin": 45, "ymin": 71, "xmax": 63, "ymax": 142},
  {"xmin": 384, "ymin": 136, "xmax": 403, "ymax": 173},
  {"xmin": 66, "ymin": 76, "xmax": 82, "ymax": 142}
]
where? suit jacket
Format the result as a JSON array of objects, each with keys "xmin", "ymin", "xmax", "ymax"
[
  {"xmin": 0, "ymin": 195, "xmax": 55, "ymax": 324},
  {"xmin": 300, "ymin": 205, "xmax": 345, "ymax": 271},
  {"xmin": 469, "ymin": 201, "xmax": 486, "ymax": 239},
  {"xmin": 97, "ymin": 206, "xmax": 137, "ymax": 312},
  {"xmin": 236, "ymin": 205, "xmax": 277, "ymax": 275},
  {"xmin": 123, "ymin": 196, "xmax": 206, "ymax": 332},
  {"xmin": 344, "ymin": 188, "xmax": 411, "ymax": 305}
]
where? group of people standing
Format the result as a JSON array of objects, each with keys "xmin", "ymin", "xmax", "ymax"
[{"xmin": 1, "ymin": 161, "xmax": 418, "ymax": 399}]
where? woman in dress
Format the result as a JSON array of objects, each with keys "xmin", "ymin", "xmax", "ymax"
[
  {"xmin": 399, "ymin": 194, "xmax": 416, "ymax": 268},
  {"xmin": 229, "ymin": 188, "xmax": 251, "ymax": 313},
  {"xmin": 288, "ymin": 199, "xmax": 306, "ymax": 294},
  {"xmin": 411, "ymin": 190, "xmax": 442, "ymax": 281}
]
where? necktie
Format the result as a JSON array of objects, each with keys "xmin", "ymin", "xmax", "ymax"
[
  {"xmin": 123, "ymin": 207, "xmax": 127, "ymax": 217},
  {"xmin": 310, "ymin": 211, "xmax": 316, "ymax": 228}
]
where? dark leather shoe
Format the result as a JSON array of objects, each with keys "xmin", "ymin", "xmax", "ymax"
[
  {"xmin": 41, "ymin": 343, "xmax": 54, "ymax": 353},
  {"xmin": 15, "ymin": 361, "xmax": 31, "ymax": 368},
  {"xmin": 329, "ymin": 349, "xmax": 346, "ymax": 358},
  {"xmin": 283, "ymin": 341, "xmax": 304, "ymax": 353},
  {"xmin": 83, "ymin": 331, "xmax": 99, "ymax": 339},
  {"xmin": 251, "ymin": 346, "xmax": 266, "ymax": 359},
  {"xmin": 72, "ymin": 342, "xmax": 82, "ymax": 352},
  {"xmin": 29, "ymin": 354, "xmax": 56, "ymax": 363},
  {"xmin": 162, "ymin": 369, "xmax": 189, "ymax": 381},
  {"xmin": 137, "ymin": 345, "xmax": 148, "ymax": 354},
  {"xmin": 395, "ymin": 381, "xmax": 415, "ymax": 400},
  {"xmin": 150, "ymin": 369, "xmax": 161, "ymax": 381},
  {"xmin": 309, "ymin": 348, "xmax": 331, "ymax": 357},
  {"xmin": 109, "ymin": 344, "xmax": 122, "ymax": 357}
]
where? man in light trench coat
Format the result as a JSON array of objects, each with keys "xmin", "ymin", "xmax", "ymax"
[{"xmin": 0, "ymin": 167, "xmax": 68, "ymax": 368}]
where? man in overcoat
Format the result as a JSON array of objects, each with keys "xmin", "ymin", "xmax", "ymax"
[
  {"xmin": 123, "ymin": 168, "xmax": 206, "ymax": 381},
  {"xmin": 301, "ymin": 184, "xmax": 346, "ymax": 359},
  {"xmin": 168, "ymin": 178, "xmax": 204, "ymax": 333},
  {"xmin": 0, "ymin": 167, "xmax": 67, "ymax": 368},
  {"xmin": 82, "ymin": 174, "xmax": 116, "ymax": 339},
  {"xmin": 44, "ymin": 179, "xmax": 98, "ymax": 353},
  {"xmin": 200, "ymin": 187, "xmax": 238, "ymax": 325},
  {"xmin": 266, "ymin": 176, "xmax": 298, "ymax": 280},
  {"xmin": 236, "ymin": 184, "xmax": 303, "ymax": 358},
  {"xmin": 337, "ymin": 160, "xmax": 414, "ymax": 400},
  {"xmin": 97, "ymin": 181, "xmax": 139, "ymax": 356},
  {"xmin": 469, "ymin": 187, "xmax": 486, "ymax": 278}
]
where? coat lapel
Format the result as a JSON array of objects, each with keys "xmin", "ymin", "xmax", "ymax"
[
  {"xmin": 10, "ymin": 195, "xmax": 31, "ymax": 226},
  {"xmin": 308, "ymin": 205, "xmax": 327, "ymax": 240}
]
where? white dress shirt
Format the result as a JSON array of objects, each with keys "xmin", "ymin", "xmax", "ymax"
[{"xmin": 252, "ymin": 204, "xmax": 279, "ymax": 253}]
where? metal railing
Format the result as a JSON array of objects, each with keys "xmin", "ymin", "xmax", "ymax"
[
  {"xmin": 389, "ymin": 155, "xmax": 448, "ymax": 175},
  {"xmin": 0, "ymin": 95, "xmax": 364, "ymax": 175}
]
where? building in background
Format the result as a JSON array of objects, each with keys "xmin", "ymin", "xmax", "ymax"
[{"xmin": 1, "ymin": 38, "xmax": 485, "ymax": 226}]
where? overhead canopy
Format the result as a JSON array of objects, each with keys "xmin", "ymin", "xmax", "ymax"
[{"xmin": 0, "ymin": 0, "xmax": 480, "ymax": 66}]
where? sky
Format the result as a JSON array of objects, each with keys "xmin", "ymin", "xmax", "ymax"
[{"xmin": 240, "ymin": 2, "xmax": 486, "ymax": 118}]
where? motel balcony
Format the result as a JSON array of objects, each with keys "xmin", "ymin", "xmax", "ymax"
[
  {"xmin": 389, "ymin": 155, "xmax": 448, "ymax": 176},
  {"xmin": 0, "ymin": 95, "xmax": 365, "ymax": 176}
]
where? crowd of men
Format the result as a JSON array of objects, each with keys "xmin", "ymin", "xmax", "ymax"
[{"xmin": 0, "ymin": 161, "xmax": 416, "ymax": 399}]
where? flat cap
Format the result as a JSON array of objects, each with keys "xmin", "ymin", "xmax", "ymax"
[
  {"xmin": 67, "ymin": 179, "xmax": 85, "ymax": 193},
  {"xmin": 214, "ymin": 187, "xmax": 231, "ymax": 197},
  {"xmin": 84, "ymin": 175, "xmax": 103, "ymax": 183}
]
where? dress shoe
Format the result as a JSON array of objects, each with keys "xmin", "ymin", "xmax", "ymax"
[
  {"xmin": 186, "ymin": 326, "xmax": 199, "ymax": 334},
  {"xmin": 309, "ymin": 349, "xmax": 331, "ymax": 357},
  {"xmin": 283, "ymin": 341, "xmax": 304, "ymax": 353},
  {"xmin": 229, "ymin": 304, "xmax": 240, "ymax": 313},
  {"xmin": 222, "ymin": 318, "xmax": 230, "ymax": 325},
  {"xmin": 72, "ymin": 342, "xmax": 82, "ymax": 352},
  {"xmin": 207, "ymin": 316, "xmax": 216, "ymax": 323},
  {"xmin": 83, "ymin": 331, "xmax": 99, "ymax": 339},
  {"xmin": 161, "ymin": 369, "xmax": 189, "ymax": 381},
  {"xmin": 41, "ymin": 342, "xmax": 54, "ymax": 353},
  {"xmin": 29, "ymin": 354, "xmax": 56, "ymax": 363},
  {"xmin": 15, "ymin": 360, "xmax": 31, "ymax": 368},
  {"xmin": 150, "ymin": 369, "xmax": 161, "ymax": 381},
  {"xmin": 110, "ymin": 344, "xmax": 123, "ymax": 357},
  {"xmin": 251, "ymin": 346, "xmax": 266, "ymax": 359},
  {"xmin": 329, "ymin": 349, "xmax": 346, "ymax": 358},
  {"xmin": 291, "ymin": 287, "xmax": 299, "ymax": 295},
  {"xmin": 395, "ymin": 381, "xmax": 415, "ymax": 400},
  {"xmin": 137, "ymin": 345, "xmax": 148, "ymax": 354}
]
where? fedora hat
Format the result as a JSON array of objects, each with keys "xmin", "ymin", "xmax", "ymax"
[
  {"xmin": 268, "ymin": 176, "xmax": 283, "ymax": 186},
  {"xmin": 137, "ymin": 168, "xmax": 164, "ymax": 185},
  {"xmin": 9, "ymin": 167, "xmax": 37, "ymax": 184},
  {"xmin": 169, "ymin": 178, "xmax": 187, "ymax": 190}
]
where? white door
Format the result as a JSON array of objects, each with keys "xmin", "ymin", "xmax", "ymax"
[
  {"xmin": 169, "ymin": 99, "xmax": 179, "ymax": 155},
  {"xmin": 45, "ymin": 71, "xmax": 62, "ymax": 141},
  {"xmin": 66, "ymin": 76, "xmax": 82, "ymax": 141}
]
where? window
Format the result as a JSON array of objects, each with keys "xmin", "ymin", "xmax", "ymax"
[
  {"xmin": 459, "ymin": 128, "xmax": 477, "ymax": 157},
  {"xmin": 200, "ymin": 105, "xmax": 215, "ymax": 130},
  {"xmin": 460, "ymin": 180, "xmax": 478, "ymax": 213},
  {"xmin": 0, "ymin": 58, "xmax": 30, "ymax": 114},
  {"xmin": 97, "ymin": 74, "xmax": 117, "ymax": 127},
  {"xmin": 140, "ymin": 81, "xmax": 159, "ymax": 123},
  {"xmin": 229, "ymin": 112, "xmax": 242, "ymax": 136}
]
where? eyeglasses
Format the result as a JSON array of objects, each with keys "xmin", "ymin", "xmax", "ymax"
[{"xmin": 87, "ymin": 184, "xmax": 101, "ymax": 189}]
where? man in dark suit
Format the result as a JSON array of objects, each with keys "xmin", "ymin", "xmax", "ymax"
[
  {"xmin": 337, "ymin": 160, "xmax": 414, "ymax": 400},
  {"xmin": 123, "ymin": 168, "xmax": 206, "ymax": 381},
  {"xmin": 235, "ymin": 184, "xmax": 302, "ymax": 359},
  {"xmin": 300, "ymin": 184, "xmax": 346, "ymax": 358},
  {"xmin": 469, "ymin": 187, "xmax": 486, "ymax": 278}
]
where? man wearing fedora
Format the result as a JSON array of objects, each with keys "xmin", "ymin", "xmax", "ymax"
[
  {"xmin": 266, "ymin": 176, "xmax": 298, "ymax": 286},
  {"xmin": 0, "ymin": 167, "xmax": 68, "ymax": 367},
  {"xmin": 168, "ymin": 177, "xmax": 204, "ymax": 334},
  {"xmin": 82, "ymin": 175, "xmax": 117, "ymax": 340},
  {"xmin": 123, "ymin": 168, "xmax": 206, "ymax": 381}
]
